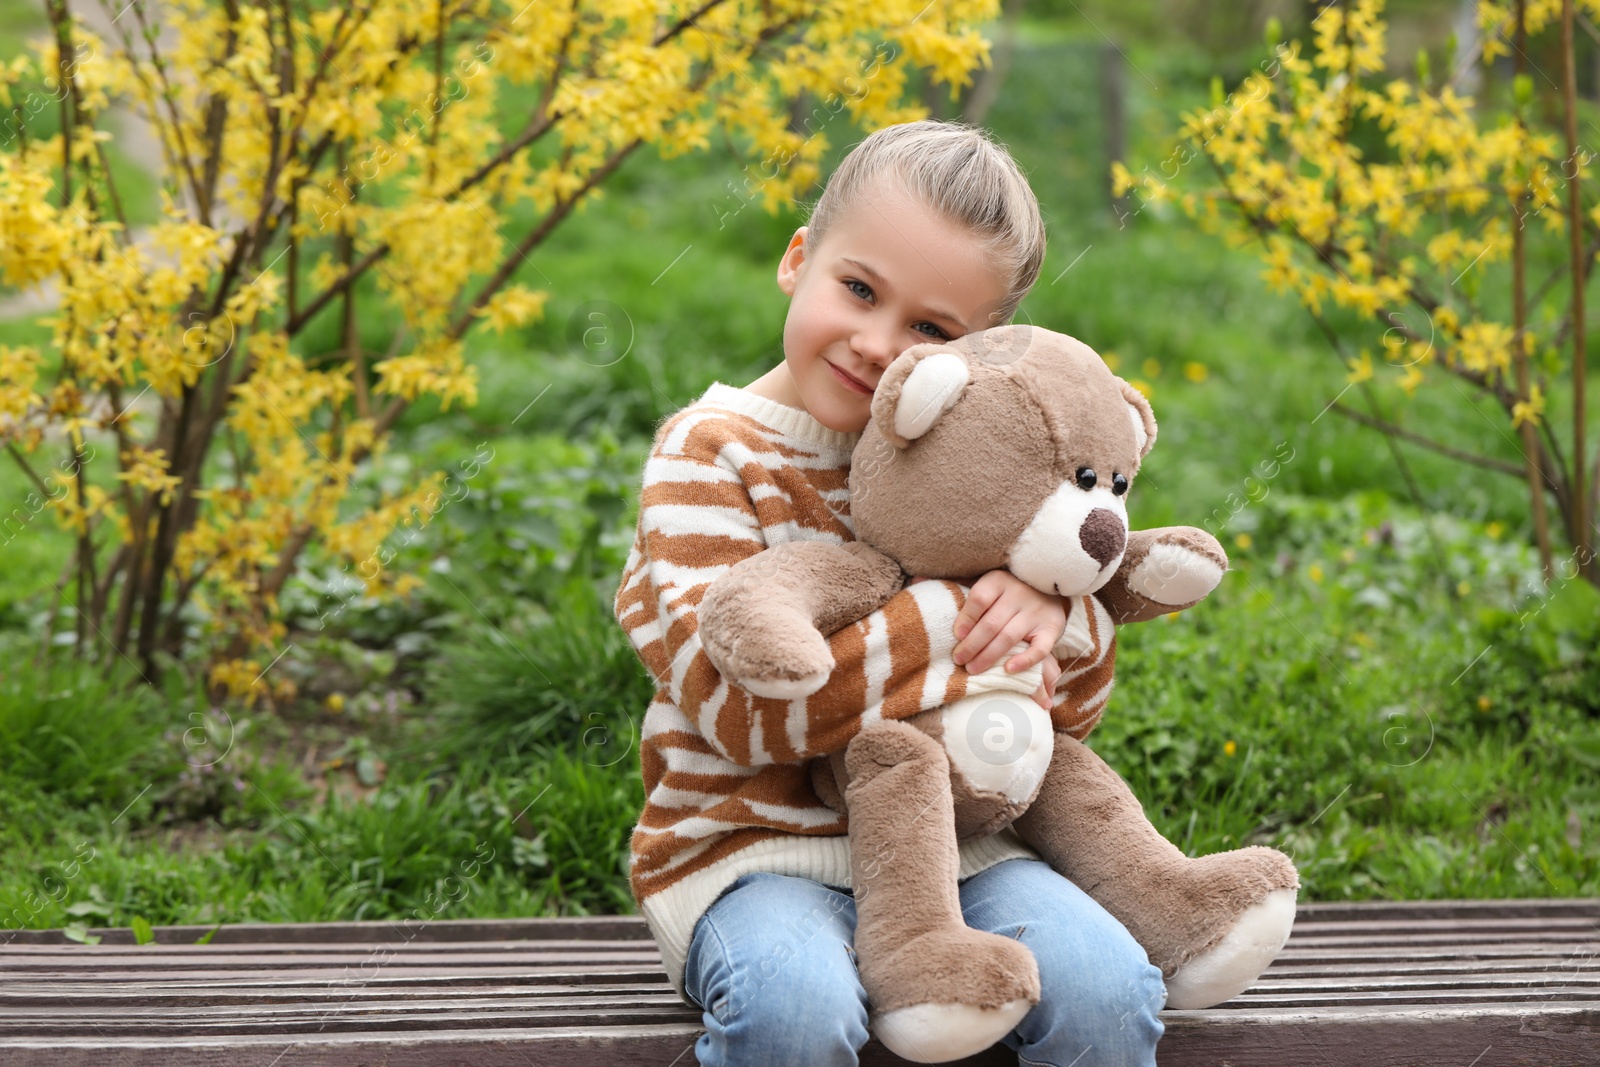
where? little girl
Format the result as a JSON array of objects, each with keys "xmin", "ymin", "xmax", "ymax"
[{"xmin": 613, "ymin": 119, "xmax": 1165, "ymax": 1066}]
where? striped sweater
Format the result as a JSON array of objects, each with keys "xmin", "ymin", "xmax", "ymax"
[{"xmin": 612, "ymin": 381, "xmax": 1118, "ymax": 1002}]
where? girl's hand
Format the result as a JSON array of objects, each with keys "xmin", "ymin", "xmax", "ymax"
[{"xmin": 951, "ymin": 570, "xmax": 1066, "ymax": 711}]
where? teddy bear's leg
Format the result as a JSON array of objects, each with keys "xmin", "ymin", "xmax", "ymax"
[
  {"xmin": 843, "ymin": 719, "xmax": 1040, "ymax": 1063},
  {"xmin": 1012, "ymin": 731, "xmax": 1299, "ymax": 1009}
]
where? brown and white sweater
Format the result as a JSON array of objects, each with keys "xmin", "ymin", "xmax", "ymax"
[{"xmin": 612, "ymin": 382, "xmax": 1118, "ymax": 1001}]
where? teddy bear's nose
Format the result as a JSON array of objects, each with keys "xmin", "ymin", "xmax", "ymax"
[{"xmin": 1080, "ymin": 509, "xmax": 1126, "ymax": 568}]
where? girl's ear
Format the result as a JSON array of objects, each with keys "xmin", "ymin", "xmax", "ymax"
[
  {"xmin": 870, "ymin": 343, "xmax": 973, "ymax": 448},
  {"xmin": 776, "ymin": 228, "xmax": 808, "ymax": 296}
]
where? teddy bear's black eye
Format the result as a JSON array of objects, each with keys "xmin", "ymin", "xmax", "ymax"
[
  {"xmin": 1075, "ymin": 467, "xmax": 1097, "ymax": 490},
  {"xmin": 1112, "ymin": 472, "xmax": 1129, "ymax": 496}
]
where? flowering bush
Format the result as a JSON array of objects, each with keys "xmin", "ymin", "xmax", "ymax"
[
  {"xmin": 0, "ymin": 0, "xmax": 997, "ymax": 695},
  {"xmin": 1120, "ymin": 0, "xmax": 1598, "ymax": 587}
]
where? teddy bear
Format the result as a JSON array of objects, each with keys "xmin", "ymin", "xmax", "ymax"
[{"xmin": 696, "ymin": 325, "xmax": 1300, "ymax": 1063}]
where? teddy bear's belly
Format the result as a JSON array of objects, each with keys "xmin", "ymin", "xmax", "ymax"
[{"xmin": 938, "ymin": 692, "xmax": 1054, "ymax": 832}]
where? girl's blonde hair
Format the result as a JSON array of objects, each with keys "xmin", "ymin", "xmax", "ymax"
[{"xmin": 804, "ymin": 119, "xmax": 1047, "ymax": 326}]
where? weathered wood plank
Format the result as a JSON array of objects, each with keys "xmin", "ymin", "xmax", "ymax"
[
  {"xmin": 1158, "ymin": 1003, "xmax": 1600, "ymax": 1067},
  {"xmin": 1273, "ymin": 943, "xmax": 1598, "ymax": 960},
  {"xmin": 4, "ymin": 993, "xmax": 1596, "ymax": 1036},
  {"xmin": 0, "ymin": 939, "xmax": 660, "ymax": 956},
  {"xmin": 0, "ymin": 1025, "xmax": 1022, "ymax": 1067},
  {"xmin": 1287, "ymin": 915, "xmax": 1600, "ymax": 933},
  {"xmin": 0, "ymin": 981, "xmax": 672, "ymax": 1004},
  {"xmin": 2, "ymin": 897, "xmax": 1593, "ymax": 946},
  {"xmin": 1, "ymin": 950, "xmax": 665, "ymax": 970},
  {"xmin": 0, "ymin": 916, "xmax": 658, "ymax": 946},
  {"xmin": 1290, "ymin": 899, "xmax": 1600, "ymax": 921},
  {"xmin": 1267, "ymin": 957, "xmax": 1600, "ymax": 976},
  {"xmin": 0, "ymin": 1007, "xmax": 1595, "ymax": 1067},
  {"xmin": 3, "ymin": 966, "xmax": 671, "ymax": 984}
]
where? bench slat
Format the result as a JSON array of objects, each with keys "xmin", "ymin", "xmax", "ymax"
[
  {"xmin": 1, "ymin": 916, "xmax": 658, "ymax": 946},
  {"xmin": 5, "ymin": 898, "xmax": 1595, "ymax": 946},
  {"xmin": 4, "ymin": 988, "xmax": 1596, "ymax": 1033},
  {"xmin": 1, "ymin": 950, "xmax": 665, "ymax": 969},
  {"xmin": 0, "ymin": 939, "xmax": 658, "ymax": 957},
  {"xmin": 3, "ymin": 1009, "xmax": 1599, "ymax": 1067}
]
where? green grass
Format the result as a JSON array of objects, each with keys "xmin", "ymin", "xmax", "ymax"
[
  {"xmin": 1, "ymin": 11, "xmax": 1596, "ymax": 931},
  {"xmin": 0, "ymin": 754, "xmax": 639, "ymax": 930},
  {"xmin": 1103, "ymin": 492, "xmax": 1600, "ymax": 899}
]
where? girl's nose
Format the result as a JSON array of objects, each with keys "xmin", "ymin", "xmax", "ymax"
[{"xmin": 851, "ymin": 325, "xmax": 899, "ymax": 369}]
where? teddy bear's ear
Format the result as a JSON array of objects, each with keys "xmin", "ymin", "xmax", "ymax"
[
  {"xmin": 870, "ymin": 345, "xmax": 972, "ymax": 449},
  {"xmin": 1120, "ymin": 379, "xmax": 1158, "ymax": 460}
]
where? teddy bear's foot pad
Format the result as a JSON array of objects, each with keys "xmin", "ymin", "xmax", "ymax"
[
  {"xmin": 1163, "ymin": 887, "xmax": 1297, "ymax": 1009},
  {"xmin": 739, "ymin": 670, "xmax": 832, "ymax": 700},
  {"xmin": 872, "ymin": 997, "xmax": 1033, "ymax": 1064},
  {"xmin": 860, "ymin": 925, "xmax": 1039, "ymax": 1063}
]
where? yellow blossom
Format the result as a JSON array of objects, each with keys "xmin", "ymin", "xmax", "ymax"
[
  {"xmin": 1398, "ymin": 362, "xmax": 1425, "ymax": 395},
  {"xmin": 1111, "ymin": 161, "xmax": 1136, "ymax": 198},
  {"xmin": 1347, "ymin": 349, "xmax": 1374, "ymax": 384},
  {"xmin": 474, "ymin": 285, "xmax": 549, "ymax": 334},
  {"xmin": 116, "ymin": 447, "xmax": 183, "ymax": 507},
  {"xmin": 1512, "ymin": 384, "xmax": 1545, "ymax": 428}
]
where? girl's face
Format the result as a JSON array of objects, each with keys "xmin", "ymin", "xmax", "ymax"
[{"xmin": 773, "ymin": 187, "xmax": 1012, "ymax": 434}]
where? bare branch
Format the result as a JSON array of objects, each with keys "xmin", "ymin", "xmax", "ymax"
[
  {"xmin": 655, "ymin": 0, "xmax": 728, "ymax": 46},
  {"xmin": 1560, "ymin": 0, "xmax": 1593, "ymax": 578},
  {"xmin": 287, "ymin": 243, "xmax": 390, "ymax": 335},
  {"xmin": 449, "ymin": 139, "xmax": 642, "ymax": 339},
  {"xmin": 1513, "ymin": 0, "xmax": 1556, "ymax": 581},
  {"xmin": 4, "ymin": 443, "xmax": 53, "ymax": 499},
  {"xmin": 128, "ymin": 0, "xmax": 209, "ymax": 223},
  {"xmin": 1530, "ymin": 234, "xmax": 1600, "ymax": 312},
  {"xmin": 1329, "ymin": 404, "xmax": 1525, "ymax": 477}
]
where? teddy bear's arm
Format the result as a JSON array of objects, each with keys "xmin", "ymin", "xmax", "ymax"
[
  {"xmin": 1096, "ymin": 527, "xmax": 1229, "ymax": 625},
  {"xmin": 698, "ymin": 540, "xmax": 906, "ymax": 699}
]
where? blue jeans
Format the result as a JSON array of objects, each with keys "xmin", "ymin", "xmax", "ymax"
[{"xmin": 682, "ymin": 857, "xmax": 1166, "ymax": 1066}]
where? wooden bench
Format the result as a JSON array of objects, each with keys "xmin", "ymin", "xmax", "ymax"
[{"xmin": 2, "ymin": 899, "xmax": 1596, "ymax": 1065}]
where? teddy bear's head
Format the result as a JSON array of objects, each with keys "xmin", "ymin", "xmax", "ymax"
[{"xmin": 848, "ymin": 325, "xmax": 1156, "ymax": 597}]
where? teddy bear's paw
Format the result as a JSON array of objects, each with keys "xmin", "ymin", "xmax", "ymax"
[
  {"xmin": 1126, "ymin": 541, "xmax": 1226, "ymax": 606},
  {"xmin": 866, "ymin": 927, "xmax": 1040, "ymax": 1063},
  {"xmin": 1163, "ymin": 886, "xmax": 1296, "ymax": 1009},
  {"xmin": 710, "ymin": 622, "xmax": 836, "ymax": 700},
  {"xmin": 873, "ymin": 998, "xmax": 1033, "ymax": 1063}
]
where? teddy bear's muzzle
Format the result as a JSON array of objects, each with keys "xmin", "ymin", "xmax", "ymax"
[{"xmin": 1009, "ymin": 483, "xmax": 1130, "ymax": 598}]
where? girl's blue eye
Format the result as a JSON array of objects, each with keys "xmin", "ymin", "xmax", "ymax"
[{"xmin": 843, "ymin": 279, "xmax": 946, "ymax": 339}]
